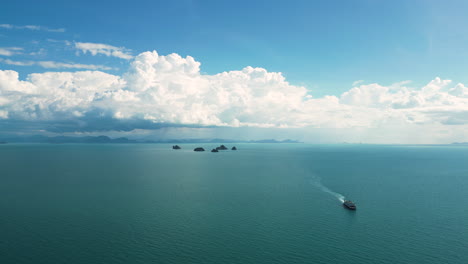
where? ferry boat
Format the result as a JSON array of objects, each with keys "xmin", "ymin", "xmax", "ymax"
[{"xmin": 343, "ymin": 200, "xmax": 356, "ymax": 210}]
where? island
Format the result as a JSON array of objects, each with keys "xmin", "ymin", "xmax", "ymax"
[
  {"xmin": 216, "ymin": 144, "xmax": 228, "ymax": 150},
  {"xmin": 211, "ymin": 148, "xmax": 219, "ymax": 152},
  {"xmin": 452, "ymin": 142, "xmax": 468, "ymax": 146},
  {"xmin": 194, "ymin": 147, "xmax": 205, "ymax": 152},
  {"xmin": 231, "ymin": 146, "xmax": 237, "ymax": 150},
  {"xmin": 172, "ymin": 145, "xmax": 181, "ymax": 149}
]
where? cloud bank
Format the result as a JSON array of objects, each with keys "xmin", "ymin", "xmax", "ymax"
[{"xmin": 1, "ymin": 50, "xmax": 468, "ymax": 142}]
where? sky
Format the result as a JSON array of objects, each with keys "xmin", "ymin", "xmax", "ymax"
[{"xmin": 1, "ymin": 0, "xmax": 468, "ymax": 143}]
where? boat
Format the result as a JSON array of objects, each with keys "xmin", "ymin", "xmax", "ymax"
[{"xmin": 343, "ymin": 200, "xmax": 356, "ymax": 210}]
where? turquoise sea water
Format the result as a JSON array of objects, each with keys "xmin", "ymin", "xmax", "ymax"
[{"xmin": 0, "ymin": 144, "xmax": 467, "ymax": 264}]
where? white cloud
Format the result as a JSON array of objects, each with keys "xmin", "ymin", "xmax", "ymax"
[
  {"xmin": 449, "ymin": 83, "xmax": 468, "ymax": 98},
  {"xmin": 29, "ymin": 48, "xmax": 46, "ymax": 56},
  {"xmin": 0, "ymin": 58, "xmax": 34, "ymax": 66},
  {"xmin": 1, "ymin": 50, "xmax": 468, "ymax": 143},
  {"xmin": 75, "ymin": 42, "xmax": 133, "ymax": 60},
  {"xmin": 0, "ymin": 70, "xmax": 125, "ymax": 121},
  {"xmin": 352, "ymin": 80, "xmax": 364, "ymax": 86},
  {"xmin": 47, "ymin": 39, "xmax": 71, "ymax": 45},
  {"xmin": 37, "ymin": 61, "xmax": 113, "ymax": 70},
  {"xmin": 0, "ymin": 47, "xmax": 23, "ymax": 56},
  {"xmin": 0, "ymin": 24, "xmax": 65, "ymax": 33},
  {"xmin": 0, "ymin": 70, "xmax": 37, "ymax": 94},
  {"xmin": 0, "ymin": 58, "xmax": 112, "ymax": 70},
  {"xmin": 0, "ymin": 110, "xmax": 7, "ymax": 119}
]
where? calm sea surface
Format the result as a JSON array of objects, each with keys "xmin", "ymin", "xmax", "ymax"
[{"xmin": 0, "ymin": 144, "xmax": 467, "ymax": 264}]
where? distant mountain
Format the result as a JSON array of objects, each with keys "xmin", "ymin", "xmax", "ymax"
[
  {"xmin": 451, "ymin": 142, "xmax": 468, "ymax": 145},
  {"xmin": 141, "ymin": 138, "xmax": 302, "ymax": 144},
  {"xmin": 248, "ymin": 139, "xmax": 301, "ymax": 143},
  {"xmin": 0, "ymin": 135, "xmax": 301, "ymax": 144}
]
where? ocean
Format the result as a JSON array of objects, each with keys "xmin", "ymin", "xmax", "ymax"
[{"xmin": 0, "ymin": 143, "xmax": 467, "ymax": 264}]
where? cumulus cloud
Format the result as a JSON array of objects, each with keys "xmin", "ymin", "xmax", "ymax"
[
  {"xmin": 339, "ymin": 77, "xmax": 468, "ymax": 126},
  {"xmin": 0, "ymin": 70, "xmax": 124, "ymax": 123},
  {"xmin": 75, "ymin": 42, "xmax": 133, "ymax": 60},
  {"xmin": 1, "ymin": 50, "xmax": 468, "ymax": 143},
  {"xmin": 0, "ymin": 47, "xmax": 23, "ymax": 56},
  {"xmin": 0, "ymin": 58, "xmax": 112, "ymax": 70},
  {"xmin": 449, "ymin": 83, "xmax": 468, "ymax": 98}
]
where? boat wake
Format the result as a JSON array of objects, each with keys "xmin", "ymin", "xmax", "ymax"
[{"xmin": 309, "ymin": 176, "xmax": 345, "ymax": 203}]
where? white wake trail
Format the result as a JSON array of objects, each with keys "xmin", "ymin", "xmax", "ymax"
[{"xmin": 309, "ymin": 176, "xmax": 345, "ymax": 202}]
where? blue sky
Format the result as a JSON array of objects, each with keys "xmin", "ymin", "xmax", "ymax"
[
  {"xmin": 2, "ymin": 0, "xmax": 468, "ymax": 94},
  {"xmin": 1, "ymin": 0, "xmax": 468, "ymax": 143}
]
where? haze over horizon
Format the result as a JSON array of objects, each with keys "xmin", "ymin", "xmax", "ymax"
[{"xmin": 1, "ymin": 0, "xmax": 468, "ymax": 144}]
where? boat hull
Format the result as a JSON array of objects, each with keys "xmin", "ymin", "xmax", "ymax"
[{"xmin": 343, "ymin": 204, "xmax": 356, "ymax": 210}]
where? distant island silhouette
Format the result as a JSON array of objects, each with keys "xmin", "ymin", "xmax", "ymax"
[
  {"xmin": 216, "ymin": 144, "xmax": 228, "ymax": 150},
  {"xmin": 451, "ymin": 142, "xmax": 468, "ymax": 145}
]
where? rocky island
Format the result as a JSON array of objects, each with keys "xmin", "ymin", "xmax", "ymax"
[
  {"xmin": 216, "ymin": 145, "xmax": 228, "ymax": 150},
  {"xmin": 172, "ymin": 145, "xmax": 181, "ymax": 149},
  {"xmin": 194, "ymin": 147, "xmax": 205, "ymax": 152}
]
